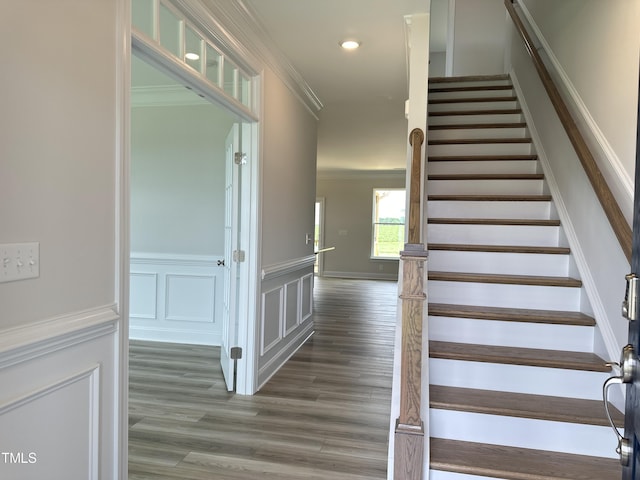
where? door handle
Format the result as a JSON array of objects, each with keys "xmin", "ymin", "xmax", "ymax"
[
  {"xmin": 603, "ymin": 375, "xmax": 631, "ymax": 465},
  {"xmin": 603, "ymin": 344, "xmax": 636, "ymax": 466},
  {"xmin": 217, "ymin": 259, "xmax": 225, "ymax": 266}
]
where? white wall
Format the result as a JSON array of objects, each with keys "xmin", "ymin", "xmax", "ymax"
[
  {"xmin": 0, "ymin": 2, "xmax": 118, "ymax": 329},
  {"xmin": 257, "ymin": 66, "xmax": 319, "ymax": 387},
  {"xmin": 452, "ymin": 0, "xmax": 508, "ymax": 76},
  {"xmin": 316, "ymin": 172, "xmax": 405, "ymax": 280},
  {"xmin": 0, "ymin": 0, "xmax": 122, "ymax": 478},
  {"xmin": 508, "ymin": 4, "xmax": 633, "ymax": 361},
  {"xmin": 131, "ymin": 103, "xmax": 233, "ymax": 255},
  {"xmin": 520, "ymin": 0, "xmax": 639, "ymax": 223},
  {"xmin": 317, "ymin": 100, "xmax": 407, "ymax": 172},
  {"xmin": 261, "ymin": 67, "xmax": 319, "ymax": 266}
]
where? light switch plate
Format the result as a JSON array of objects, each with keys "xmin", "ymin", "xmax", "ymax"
[{"xmin": 1, "ymin": 242, "xmax": 40, "ymax": 283}]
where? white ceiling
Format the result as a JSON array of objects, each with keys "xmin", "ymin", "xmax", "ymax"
[
  {"xmin": 244, "ymin": 0, "xmax": 432, "ymax": 106},
  {"xmin": 243, "ymin": 0, "xmax": 448, "ymax": 172}
]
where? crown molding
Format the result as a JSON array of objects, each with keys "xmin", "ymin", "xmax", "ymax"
[{"xmin": 176, "ymin": 0, "xmax": 323, "ymax": 116}]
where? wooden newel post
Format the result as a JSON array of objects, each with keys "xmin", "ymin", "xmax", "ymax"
[{"xmin": 395, "ymin": 128, "xmax": 427, "ymax": 479}]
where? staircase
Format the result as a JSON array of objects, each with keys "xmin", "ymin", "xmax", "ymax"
[{"xmin": 425, "ymin": 75, "xmax": 624, "ymax": 480}]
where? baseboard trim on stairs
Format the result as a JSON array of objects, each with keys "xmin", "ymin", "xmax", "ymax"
[{"xmin": 510, "ymin": 69, "xmax": 624, "ymax": 370}]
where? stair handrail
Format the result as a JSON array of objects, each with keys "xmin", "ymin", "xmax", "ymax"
[
  {"xmin": 408, "ymin": 127, "xmax": 425, "ymax": 244},
  {"xmin": 505, "ymin": 0, "xmax": 632, "ymax": 263}
]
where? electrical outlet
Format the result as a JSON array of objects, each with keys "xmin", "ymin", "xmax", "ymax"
[{"xmin": 1, "ymin": 242, "xmax": 39, "ymax": 283}]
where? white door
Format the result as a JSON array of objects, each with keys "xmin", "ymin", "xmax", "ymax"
[{"xmin": 221, "ymin": 124, "xmax": 241, "ymax": 391}]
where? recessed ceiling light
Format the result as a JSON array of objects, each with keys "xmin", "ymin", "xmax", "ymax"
[
  {"xmin": 340, "ymin": 40, "xmax": 361, "ymax": 50},
  {"xmin": 185, "ymin": 52, "xmax": 200, "ymax": 61}
]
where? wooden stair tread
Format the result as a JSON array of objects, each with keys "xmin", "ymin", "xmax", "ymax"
[
  {"xmin": 429, "ymin": 74, "xmax": 510, "ymax": 83},
  {"xmin": 429, "ymin": 154, "xmax": 538, "ymax": 162},
  {"xmin": 430, "ymin": 122, "xmax": 527, "ymax": 130},
  {"xmin": 429, "ymin": 271, "xmax": 582, "ymax": 287},
  {"xmin": 430, "ymin": 385, "xmax": 623, "ymax": 426},
  {"xmin": 429, "ymin": 341, "xmax": 609, "ymax": 371},
  {"xmin": 429, "ymin": 96, "xmax": 518, "ymax": 104},
  {"xmin": 430, "ymin": 108, "xmax": 523, "ymax": 116},
  {"xmin": 428, "ymin": 173, "xmax": 544, "ymax": 180},
  {"xmin": 428, "ymin": 243, "xmax": 569, "ymax": 255},
  {"xmin": 429, "ymin": 84, "xmax": 514, "ymax": 93},
  {"xmin": 428, "ymin": 303, "xmax": 594, "ymax": 326},
  {"xmin": 429, "ymin": 138, "xmax": 532, "ymax": 145},
  {"xmin": 430, "ymin": 438, "xmax": 621, "ymax": 480},
  {"xmin": 428, "ymin": 218, "xmax": 559, "ymax": 226},
  {"xmin": 428, "ymin": 194, "xmax": 552, "ymax": 201}
]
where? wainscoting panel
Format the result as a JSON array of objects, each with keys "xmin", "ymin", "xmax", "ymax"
[
  {"xmin": 130, "ymin": 253, "xmax": 223, "ymax": 345},
  {"xmin": 129, "ymin": 273, "xmax": 157, "ymax": 319},
  {"xmin": 261, "ymin": 287, "xmax": 283, "ymax": 355},
  {"xmin": 284, "ymin": 280, "xmax": 299, "ymax": 335},
  {"xmin": 0, "ymin": 307, "xmax": 118, "ymax": 480},
  {"xmin": 301, "ymin": 273, "xmax": 313, "ymax": 323},
  {"xmin": 165, "ymin": 274, "xmax": 215, "ymax": 323},
  {"xmin": 258, "ymin": 256, "xmax": 315, "ymax": 388}
]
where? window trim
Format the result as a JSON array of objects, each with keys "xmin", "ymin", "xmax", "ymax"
[{"xmin": 371, "ymin": 188, "xmax": 406, "ymax": 260}]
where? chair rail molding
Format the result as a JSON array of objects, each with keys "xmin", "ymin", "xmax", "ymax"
[{"xmin": 0, "ymin": 306, "xmax": 119, "ymax": 370}]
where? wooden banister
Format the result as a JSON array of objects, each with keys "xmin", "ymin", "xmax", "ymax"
[
  {"xmin": 395, "ymin": 128, "xmax": 427, "ymax": 479},
  {"xmin": 408, "ymin": 128, "xmax": 425, "ymax": 244},
  {"xmin": 505, "ymin": 0, "xmax": 632, "ymax": 263}
]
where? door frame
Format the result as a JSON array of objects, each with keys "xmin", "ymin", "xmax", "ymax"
[
  {"xmin": 118, "ymin": 4, "xmax": 262, "ymax": 477},
  {"xmin": 314, "ymin": 197, "xmax": 326, "ymax": 276}
]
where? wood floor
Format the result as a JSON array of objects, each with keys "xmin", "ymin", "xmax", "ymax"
[{"xmin": 128, "ymin": 277, "xmax": 398, "ymax": 480}]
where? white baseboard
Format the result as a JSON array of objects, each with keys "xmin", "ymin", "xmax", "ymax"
[{"xmin": 322, "ymin": 271, "xmax": 399, "ymax": 281}]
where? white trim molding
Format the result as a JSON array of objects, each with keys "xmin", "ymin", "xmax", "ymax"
[
  {"xmin": 261, "ymin": 255, "xmax": 316, "ymax": 281},
  {"xmin": 0, "ymin": 306, "xmax": 119, "ymax": 370},
  {"xmin": 131, "ymin": 85, "xmax": 210, "ymax": 107}
]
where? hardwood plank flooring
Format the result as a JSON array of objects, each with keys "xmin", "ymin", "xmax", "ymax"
[{"xmin": 129, "ymin": 277, "xmax": 398, "ymax": 480}]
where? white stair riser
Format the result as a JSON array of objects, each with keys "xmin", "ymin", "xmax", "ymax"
[
  {"xmin": 429, "ymin": 317, "xmax": 593, "ymax": 352},
  {"xmin": 427, "ymin": 224, "xmax": 559, "ymax": 247},
  {"xmin": 428, "ymin": 201, "xmax": 551, "ymax": 220},
  {"xmin": 429, "ymin": 143, "xmax": 532, "ymax": 156},
  {"xmin": 430, "ymin": 410, "xmax": 617, "ymax": 459},
  {"xmin": 429, "ymin": 101, "xmax": 519, "ymax": 113},
  {"xmin": 428, "ymin": 280, "xmax": 580, "ymax": 311},
  {"xmin": 429, "ymin": 113, "xmax": 523, "ymax": 125},
  {"xmin": 429, "ymin": 470, "xmax": 503, "ymax": 480},
  {"xmin": 429, "ymin": 88, "xmax": 514, "ymax": 101},
  {"xmin": 428, "ymin": 160, "xmax": 539, "ymax": 175},
  {"xmin": 429, "ymin": 358, "xmax": 610, "ymax": 400},
  {"xmin": 428, "ymin": 179, "xmax": 544, "ymax": 195},
  {"xmin": 429, "ymin": 127, "xmax": 528, "ymax": 140},
  {"xmin": 427, "ymin": 250, "xmax": 569, "ymax": 276}
]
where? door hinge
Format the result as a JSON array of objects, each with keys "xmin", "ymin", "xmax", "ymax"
[
  {"xmin": 230, "ymin": 347, "xmax": 242, "ymax": 360},
  {"xmin": 234, "ymin": 152, "xmax": 247, "ymax": 165},
  {"xmin": 233, "ymin": 250, "xmax": 246, "ymax": 262}
]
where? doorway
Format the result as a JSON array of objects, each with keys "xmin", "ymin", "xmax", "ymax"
[
  {"xmin": 128, "ymin": 42, "xmax": 258, "ymax": 398},
  {"xmin": 314, "ymin": 198, "xmax": 325, "ymax": 275}
]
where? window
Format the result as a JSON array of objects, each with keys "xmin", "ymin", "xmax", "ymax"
[{"xmin": 372, "ymin": 189, "xmax": 406, "ymax": 259}]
